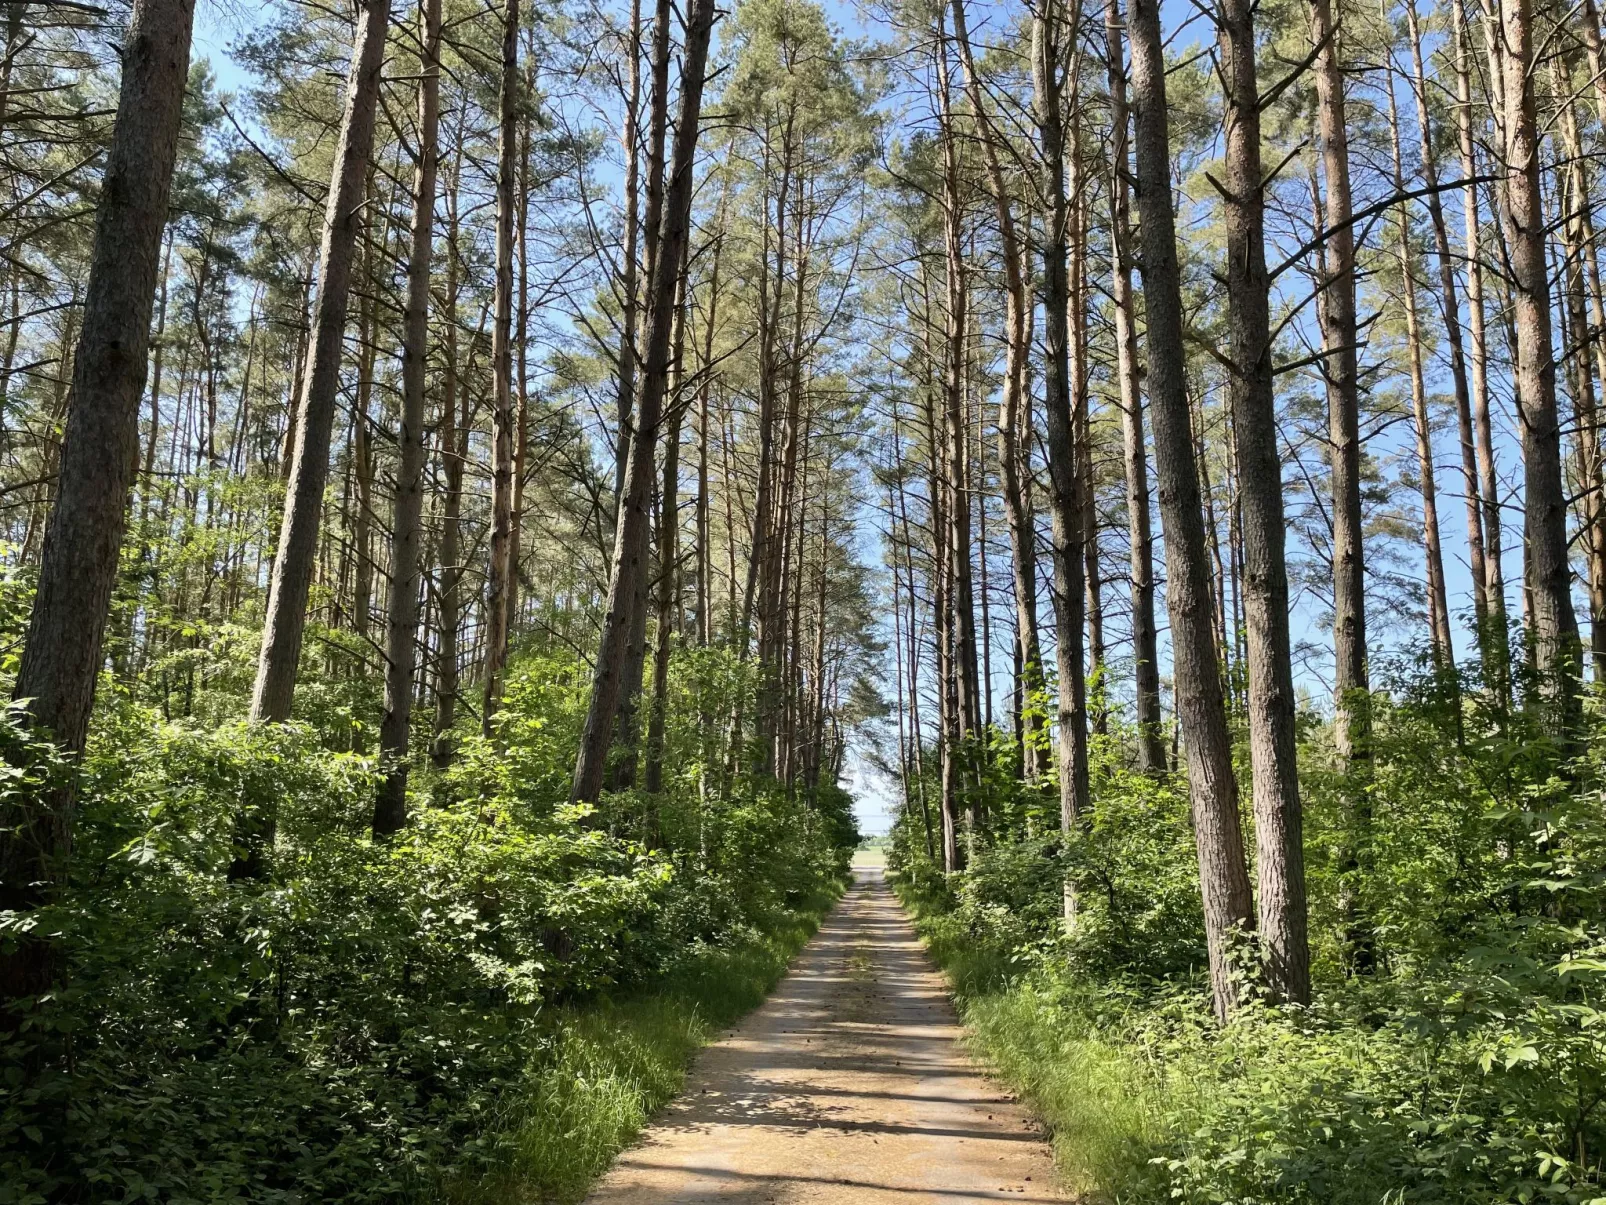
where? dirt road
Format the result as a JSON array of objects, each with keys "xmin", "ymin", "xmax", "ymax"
[{"xmin": 583, "ymin": 865, "xmax": 1065, "ymax": 1204}]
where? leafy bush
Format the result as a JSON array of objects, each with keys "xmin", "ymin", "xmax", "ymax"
[
  {"xmin": 0, "ymin": 649, "xmax": 854, "ymax": 1203},
  {"xmin": 890, "ymin": 672, "xmax": 1606, "ymax": 1204},
  {"xmin": 456, "ymin": 905, "xmax": 831, "ymax": 1204}
]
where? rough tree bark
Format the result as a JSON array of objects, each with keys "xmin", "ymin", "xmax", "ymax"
[
  {"xmin": 1310, "ymin": 0, "xmax": 1368, "ymax": 786},
  {"xmin": 1032, "ymin": 0, "xmax": 1090, "ymax": 913},
  {"xmin": 614, "ymin": 0, "xmax": 642, "ymax": 504},
  {"xmin": 1216, "ymin": 0, "xmax": 1308, "ymax": 1005},
  {"xmin": 644, "ymin": 253, "xmax": 693, "ymax": 797},
  {"xmin": 571, "ymin": 0, "xmax": 716, "ymax": 804},
  {"xmin": 1552, "ymin": 54, "xmax": 1606, "ymax": 682},
  {"xmin": 917, "ymin": 272, "xmax": 960, "ymax": 871},
  {"xmin": 249, "ymin": 0, "xmax": 391, "ymax": 738},
  {"xmin": 1129, "ymin": 0, "xmax": 1253, "ymax": 1020},
  {"xmin": 936, "ymin": 17, "xmax": 980, "ymax": 851},
  {"xmin": 1104, "ymin": 0, "xmax": 1165, "ymax": 772},
  {"xmin": 351, "ymin": 224, "xmax": 376, "ymax": 647},
  {"xmin": 374, "ymin": 0, "xmax": 440, "ymax": 835},
  {"xmin": 1498, "ymin": 0, "xmax": 1581, "ymax": 729},
  {"xmin": 2, "ymin": 0, "xmax": 198, "ymax": 1001},
  {"xmin": 1075, "ymin": 188, "xmax": 1104, "ymax": 737},
  {"xmin": 612, "ymin": 0, "xmax": 673, "ymax": 788},
  {"xmin": 480, "ymin": 0, "xmax": 520, "ymax": 735},
  {"xmin": 243, "ymin": 0, "xmax": 385, "ymax": 851},
  {"xmin": 431, "ymin": 149, "xmax": 468, "ymax": 770},
  {"xmin": 950, "ymin": 0, "xmax": 1043, "ymax": 779},
  {"xmin": 1454, "ymin": 0, "xmax": 1509, "ymax": 693},
  {"xmin": 508, "ymin": 48, "xmax": 533, "ymax": 656}
]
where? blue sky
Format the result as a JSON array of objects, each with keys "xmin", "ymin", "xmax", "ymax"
[{"xmin": 176, "ymin": 0, "xmax": 1555, "ymax": 838}]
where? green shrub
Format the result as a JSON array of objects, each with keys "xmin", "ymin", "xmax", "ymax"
[
  {"xmin": 0, "ymin": 648, "xmax": 854, "ymax": 1203},
  {"xmin": 455, "ymin": 905, "xmax": 831, "ymax": 1204},
  {"xmin": 890, "ymin": 674, "xmax": 1606, "ymax": 1204}
]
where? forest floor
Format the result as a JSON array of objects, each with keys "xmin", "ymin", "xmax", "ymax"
[{"xmin": 581, "ymin": 865, "xmax": 1066, "ymax": 1203}]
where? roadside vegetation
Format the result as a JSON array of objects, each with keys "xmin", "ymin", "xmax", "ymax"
[
  {"xmin": 891, "ymin": 664, "xmax": 1606, "ymax": 1204},
  {"xmin": 1, "ymin": 633, "xmax": 853, "ymax": 1202},
  {"xmin": 2, "ymin": 0, "xmax": 1603, "ymax": 1191},
  {"xmin": 453, "ymin": 881, "xmax": 838, "ymax": 1204}
]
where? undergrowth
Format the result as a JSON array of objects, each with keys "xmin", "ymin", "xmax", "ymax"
[
  {"xmin": 0, "ymin": 648, "xmax": 855, "ymax": 1203},
  {"xmin": 893, "ymin": 869, "xmax": 1167, "ymax": 1202},
  {"xmin": 453, "ymin": 901, "xmax": 831, "ymax": 1203},
  {"xmin": 892, "ymin": 671, "xmax": 1606, "ymax": 1205}
]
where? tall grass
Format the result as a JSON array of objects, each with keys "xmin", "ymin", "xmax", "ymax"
[
  {"xmin": 451, "ymin": 892, "xmax": 838, "ymax": 1204},
  {"xmin": 892, "ymin": 871, "xmax": 1164, "ymax": 1203},
  {"xmin": 960, "ymin": 987, "xmax": 1166, "ymax": 1201}
]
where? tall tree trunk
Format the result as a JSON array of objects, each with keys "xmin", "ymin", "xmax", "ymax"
[
  {"xmin": 1454, "ymin": 0, "xmax": 1509, "ymax": 695},
  {"xmin": 431, "ymin": 150, "xmax": 467, "ymax": 770},
  {"xmin": 1386, "ymin": 82, "xmax": 1453, "ymax": 669},
  {"xmin": 936, "ymin": 458, "xmax": 960, "ymax": 870},
  {"xmin": 2, "ymin": 0, "xmax": 197, "ymax": 1002},
  {"xmin": 936, "ymin": 20, "xmax": 980, "ymax": 850},
  {"xmin": 1310, "ymin": 0, "xmax": 1367, "ymax": 798},
  {"xmin": 351, "ymin": 217, "xmax": 377, "ymax": 646},
  {"xmin": 950, "ymin": 0, "xmax": 1043, "ymax": 778},
  {"xmin": 571, "ymin": 0, "xmax": 715, "ymax": 804},
  {"xmin": 508, "ymin": 48, "xmax": 534, "ymax": 648},
  {"xmin": 278, "ymin": 271, "xmax": 313, "ymax": 479},
  {"xmin": 248, "ymin": 0, "xmax": 391, "ymax": 738},
  {"xmin": 1552, "ymin": 54, "xmax": 1606, "ymax": 681},
  {"xmin": 644, "ymin": 251, "xmax": 693, "ymax": 796},
  {"xmin": 890, "ymin": 473, "xmax": 925, "ymax": 851},
  {"xmin": 141, "ymin": 233, "xmax": 175, "ymax": 522},
  {"xmin": 976, "ymin": 405, "xmax": 994, "ymax": 735},
  {"xmin": 375, "ymin": 0, "xmax": 440, "ymax": 835},
  {"xmin": 1033, "ymin": 0, "xmax": 1089, "ymax": 919},
  {"xmin": 806, "ymin": 443, "xmax": 831, "ymax": 789},
  {"xmin": 762, "ymin": 162, "xmax": 812, "ymax": 782},
  {"xmin": 1406, "ymin": 0, "xmax": 1486, "ymax": 653},
  {"xmin": 1586, "ymin": 0, "xmax": 1606, "ymax": 128},
  {"xmin": 612, "ymin": 0, "xmax": 674, "ymax": 788},
  {"xmin": 1130, "ymin": 0, "xmax": 1253, "ymax": 1020},
  {"xmin": 1573, "ymin": 38, "xmax": 1606, "ymax": 674},
  {"xmin": 1310, "ymin": 0, "xmax": 1375, "ymax": 972},
  {"xmin": 919, "ymin": 280, "xmax": 960, "ymax": 871},
  {"xmin": 1498, "ymin": 0, "xmax": 1581, "ymax": 729},
  {"xmin": 481, "ymin": 0, "xmax": 519, "ymax": 734},
  {"xmin": 893, "ymin": 419, "xmax": 936, "ymax": 861},
  {"xmin": 1106, "ymin": 0, "xmax": 1164, "ymax": 771},
  {"xmin": 694, "ymin": 247, "xmax": 715, "ymax": 647},
  {"xmin": 614, "ymin": 0, "xmax": 642, "ymax": 504},
  {"xmin": 1075, "ymin": 195, "xmax": 1104, "ymax": 737},
  {"xmin": 1217, "ymin": 0, "xmax": 1308, "ymax": 1005},
  {"xmin": 739, "ymin": 125, "xmax": 793, "ymax": 694}
]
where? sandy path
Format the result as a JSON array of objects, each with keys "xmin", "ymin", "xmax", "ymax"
[{"xmin": 582, "ymin": 866, "xmax": 1066, "ymax": 1204}]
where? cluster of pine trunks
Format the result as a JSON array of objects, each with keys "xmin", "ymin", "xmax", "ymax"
[
  {"xmin": 0, "ymin": 0, "xmax": 856, "ymax": 1003},
  {"xmin": 0, "ymin": 0, "xmax": 1603, "ymax": 1037},
  {"xmin": 887, "ymin": 0, "xmax": 1596, "ymax": 1022}
]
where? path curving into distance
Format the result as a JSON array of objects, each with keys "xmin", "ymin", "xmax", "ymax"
[{"xmin": 583, "ymin": 864, "xmax": 1066, "ymax": 1204}]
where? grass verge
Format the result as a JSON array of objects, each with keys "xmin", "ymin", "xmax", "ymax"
[
  {"xmin": 959, "ymin": 985, "xmax": 1166, "ymax": 1201},
  {"xmin": 890, "ymin": 869, "xmax": 1161, "ymax": 1203},
  {"xmin": 450, "ymin": 885, "xmax": 842, "ymax": 1204}
]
